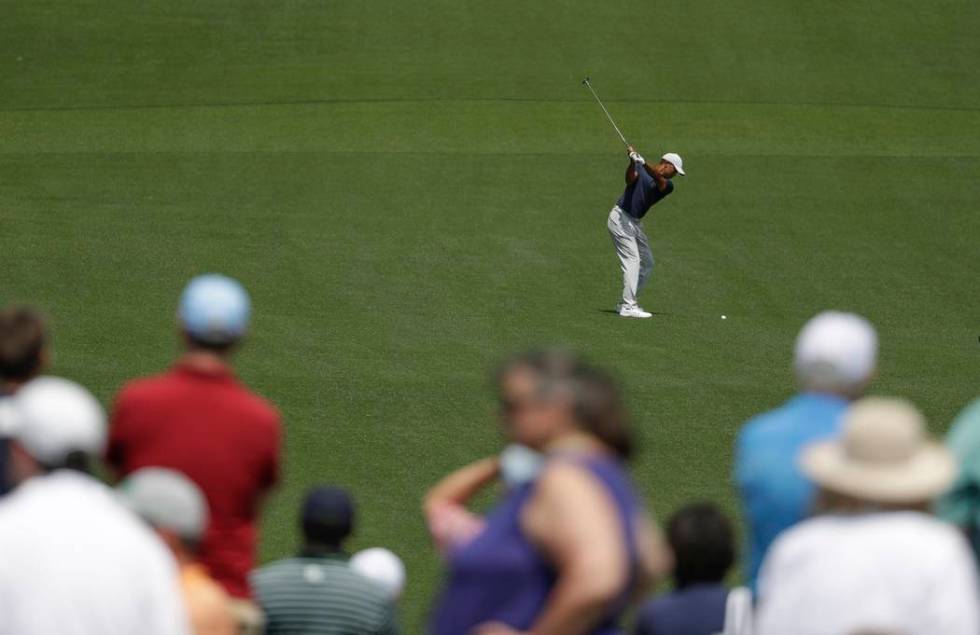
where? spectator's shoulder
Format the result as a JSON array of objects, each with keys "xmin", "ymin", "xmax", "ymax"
[
  {"xmin": 735, "ymin": 409, "xmax": 778, "ymax": 451},
  {"xmin": 351, "ymin": 573, "xmax": 399, "ymax": 634},
  {"xmin": 737, "ymin": 400, "xmax": 798, "ymax": 444},
  {"xmin": 947, "ymin": 397, "xmax": 980, "ymax": 450},
  {"xmin": 331, "ymin": 563, "xmax": 394, "ymax": 616},
  {"xmin": 899, "ymin": 512, "xmax": 972, "ymax": 549},
  {"xmin": 636, "ymin": 593, "xmax": 671, "ymax": 618},
  {"xmin": 764, "ymin": 516, "xmax": 820, "ymax": 558},
  {"xmin": 250, "ymin": 557, "xmax": 299, "ymax": 587},
  {"xmin": 0, "ymin": 483, "xmax": 31, "ymax": 525},
  {"xmin": 235, "ymin": 386, "xmax": 281, "ymax": 427},
  {"xmin": 961, "ymin": 396, "xmax": 980, "ymax": 415},
  {"xmin": 635, "ymin": 593, "xmax": 677, "ymax": 634},
  {"xmin": 355, "ymin": 573, "xmax": 391, "ymax": 605},
  {"xmin": 114, "ymin": 372, "xmax": 174, "ymax": 403}
]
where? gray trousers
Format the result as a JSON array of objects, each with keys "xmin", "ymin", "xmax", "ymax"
[{"xmin": 607, "ymin": 206, "xmax": 654, "ymax": 308}]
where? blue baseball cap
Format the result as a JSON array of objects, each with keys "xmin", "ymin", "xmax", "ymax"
[
  {"xmin": 178, "ymin": 274, "xmax": 251, "ymax": 345},
  {"xmin": 301, "ymin": 486, "xmax": 355, "ymax": 545}
]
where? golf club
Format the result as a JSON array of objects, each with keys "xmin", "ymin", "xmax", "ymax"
[{"xmin": 582, "ymin": 77, "xmax": 630, "ymax": 149}]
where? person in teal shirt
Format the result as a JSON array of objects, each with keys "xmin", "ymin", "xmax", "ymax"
[
  {"xmin": 938, "ymin": 398, "xmax": 980, "ymax": 561},
  {"xmin": 734, "ymin": 311, "xmax": 877, "ymax": 591}
]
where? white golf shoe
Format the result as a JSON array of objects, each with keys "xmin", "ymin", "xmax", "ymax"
[{"xmin": 618, "ymin": 305, "xmax": 652, "ymax": 319}]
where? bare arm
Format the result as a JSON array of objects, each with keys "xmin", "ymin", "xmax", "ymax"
[
  {"xmin": 631, "ymin": 513, "xmax": 673, "ymax": 598},
  {"xmin": 423, "ymin": 457, "xmax": 500, "ymax": 554},
  {"xmin": 423, "ymin": 457, "xmax": 500, "ymax": 514},
  {"xmin": 520, "ymin": 462, "xmax": 630, "ymax": 635}
]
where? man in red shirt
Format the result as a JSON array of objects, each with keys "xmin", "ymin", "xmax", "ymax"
[{"xmin": 107, "ymin": 274, "xmax": 281, "ymax": 628}]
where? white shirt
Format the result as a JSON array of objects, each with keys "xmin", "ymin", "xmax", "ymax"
[
  {"xmin": 756, "ymin": 511, "xmax": 980, "ymax": 635},
  {"xmin": 0, "ymin": 471, "xmax": 190, "ymax": 635}
]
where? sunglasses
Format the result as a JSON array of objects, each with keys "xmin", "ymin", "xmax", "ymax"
[{"xmin": 499, "ymin": 396, "xmax": 536, "ymax": 415}]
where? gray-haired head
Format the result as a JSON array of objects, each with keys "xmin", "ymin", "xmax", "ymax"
[
  {"xmin": 118, "ymin": 468, "xmax": 209, "ymax": 547},
  {"xmin": 794, "ymin": 311, "xmax": 878, "ymax": 398},
  {"xmin": 497, "ymin": 349, "xmax": 634, "ymax": 460}
]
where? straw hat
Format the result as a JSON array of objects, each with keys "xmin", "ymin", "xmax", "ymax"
[{"xmin": 801, "ymin": 397, "xmax": 955, "ymax": 503}]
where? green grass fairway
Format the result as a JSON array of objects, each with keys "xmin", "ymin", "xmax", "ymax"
[{"xmin": 2, "ymin": 1, "xmax": 978, "ymax": 630}]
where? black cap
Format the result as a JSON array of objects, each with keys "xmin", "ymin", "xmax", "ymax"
[{"xmin": 301, "ymin": 486, "xmax": 355, "ymax": 547}]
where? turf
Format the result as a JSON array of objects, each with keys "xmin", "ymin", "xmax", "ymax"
[{"xmin": 2, "ymin": 0, "xmax": 979, "ymax": 631}]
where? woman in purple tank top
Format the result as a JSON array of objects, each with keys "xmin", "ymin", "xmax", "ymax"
[{"xmin": 425, "ymin": 350, "xmax": 672, "ymax": 635}]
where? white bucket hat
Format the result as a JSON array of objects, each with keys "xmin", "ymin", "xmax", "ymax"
[{"xmin": 801, "ymin": 397, "xmax": 955, "ymax": 504}]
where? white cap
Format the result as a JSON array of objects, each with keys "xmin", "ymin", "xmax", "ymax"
[
  {"xmin": 118, "ymin": 468, "xmax": 209, "ymax": 543},
  {"xmin": 7, "ymin": 376, "xmax": 106, "ymax": 465},
  {"xmin": 661, "ymin": 152, "xmax": 685, "ymax": 176},
  {"xmin": 350, "ymin": 548, "xmax": 406, "ymax": 600},
  {"xmin": 794, "ymin": 311, "xmax": 878, "ymax": 394}
]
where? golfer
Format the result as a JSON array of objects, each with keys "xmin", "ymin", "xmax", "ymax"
[{"xmin": 607, "ymin": 147, "xmax": 684, "ymax": 318}]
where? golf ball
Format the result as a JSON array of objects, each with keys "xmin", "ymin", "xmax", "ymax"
[{"xmin": 721, "ymin": 315, "xmax": 727, "ymax": 320}]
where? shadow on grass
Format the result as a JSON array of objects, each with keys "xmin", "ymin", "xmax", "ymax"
[{"xmin": 597, "ymin": 309, "xmax": 672, "ymax": 317}]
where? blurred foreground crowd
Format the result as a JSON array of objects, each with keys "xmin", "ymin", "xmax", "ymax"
[{"xmin": 1, "ymin": 274, "xmax": 978, "ymax": 635}]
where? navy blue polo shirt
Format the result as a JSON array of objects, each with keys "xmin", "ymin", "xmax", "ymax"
[
  {"xmin": 635, "ymin": 583, "xmax": 728, "ymax": 635},
  {"xmin": 617, "ymin": 165, "xmax": 674, "ymax": 220}
]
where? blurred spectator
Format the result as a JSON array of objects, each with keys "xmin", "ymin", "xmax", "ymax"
[
  {"xmin": 734, "ymin": 311, "xmax": 877, "ymax": 588},
  {"xmin": 938, "ymin": 398, "xmax": 980, "ymax": 562},
  {"xmin": 251, "ymin": 486, "xmax": 400, "ymax": 635},
  {"xmin": 0, "ymin": 305, "xmax": 49, "ymax": 496},
  {"xmin": 106, "ymin": 273, "xmax": 281, "ymax": 628},
  {"xmin": 424, "ymin": 442, "xmax": 543, "ymax": 557},
  {"xmin": 756, "ymin": 397, "xmax": 979, "ymax": 635},
  {"xmin": 0, "ymin": 376, "xmax": 189, "ymax": 634},
  {"xmin": 635, "ymin": 503, "xmax": 751, "ymax": 635},
  {"xmin": 351, "ymin": 548, "xmax": 407, "ymax": 602},
  {"xmin": 120, "ymin": 467, "xmax": 237, "ymax": 635},
  {"xmin": 427, "ymin": 350, "xmax": 671, "ymax": 635}
]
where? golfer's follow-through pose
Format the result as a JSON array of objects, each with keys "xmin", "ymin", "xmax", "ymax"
[{"xmin": 608, "ymin": 147, "xmax": 684, "ymax": 318}]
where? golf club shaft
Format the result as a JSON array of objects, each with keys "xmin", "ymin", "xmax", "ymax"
[{"xmin": 583, "ymin": 79, "xmax": 630, "ymax": 148}]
